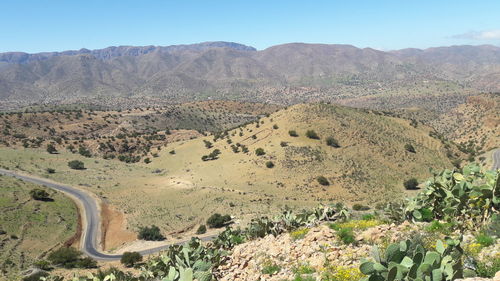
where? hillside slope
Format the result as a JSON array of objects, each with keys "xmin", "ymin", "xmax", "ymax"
[{"xmin": 1, "ymin": 43, "xmax": 499, "ymax": 109}]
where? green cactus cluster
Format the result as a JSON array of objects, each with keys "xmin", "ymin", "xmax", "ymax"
[
  {"xmin": 405, "ymin": 163, "xmax": 499, "ymax": 229},
  {"xmin": 360, "ymin": 237, "xmax": 463, "ymax": 281}
]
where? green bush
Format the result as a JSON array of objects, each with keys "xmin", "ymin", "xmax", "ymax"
[
  {"xmin": 403, "ymin": 178, "xmax": 419, "ymax": 190},
  {"xmin": 46, "ymin": 168, "xmax": 55, "ymax": 174},
  {"xmin": 138, "ymin": 225, "xmax": 165, "ymax": 241},
  {"xmin": 306, "ymin": 130, "xmax": 319, "ymax": 139},
  {"xmin": 273, "ymin": 124, "xmax": 279, "ymax": 129},
  {"xmin": 289, "ymin": 130, "xmax": 299, "ymax": 137},
  {"xmin": 405, "ymin": 143, "xmax": 416, "ymax": 153},
  {"xmin": 207, "ymin": 213, "xmax": 231, "ymax": 228},
  {"xmin": 196, "ymin": 225, "xmax": 207, "ymax": 234},
  {"xmin": 255, "ymin": 148, "xmax": 265, "ymax": 156},
  {"xmin": 475, "ymin": 233, "xmax": 494, "ymax": 247},
  {"xmin": 352, "ymin": 204, "xmax": 370, "ymax": 211},
  {"xmin": 68, "ymin": 160, "xmax": 85, "ymax": 170},
  {"xmin": 266, "ymin": 161, "xmax": 275, "ymax": 168},
  {"xmin": 317, "ymin": 176, "xmax": 329, "ymax": 186},
  {"xmin": 46, "ymin": 143, "xmax": 58, "ymax": 154},
  {"xmin": 76, "ymin": 257, "xmax": 97, "ymax": 268},
  {"xmin": 337, "ymin": 227, "xmax": 355, "ymax": 245},
  {"xmin": 143, "ymin": 157, "xmax": 151, "ymax": 164},
  {"xmin": 326, "ymin": 137, "xmax": 340, "ymax": 148},
  {"xmin": 120, "ymin": 252, "xmax": 143, "ymax": 268},
  {"xmin": 47, "ymin": 247, "xmax": 82, "ymax": 268},
  {"xmin": 29, "ymin": 188, "xmax": 51, "ymax": 201}
]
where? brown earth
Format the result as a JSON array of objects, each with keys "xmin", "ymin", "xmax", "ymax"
[{"xmin": 101, "ymin": 204, "xmax": 136, "ymax": 251}]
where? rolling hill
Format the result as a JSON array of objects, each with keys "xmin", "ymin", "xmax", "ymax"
[{"xmin": 0, "ymin": 103, "xmax": 463, "ymax": 239}]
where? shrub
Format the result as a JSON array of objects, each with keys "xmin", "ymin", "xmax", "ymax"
[
  {"xmin": 22, "ymin": 271, "xmax": 49, "ymax": 281},
  {"xmin": 120, "ymin": 252, "xmax": 142, "ymax": 267},
  {"xmin": 266, "ymin": 161, "xmax": 275, "ymax": 168},
  {"xmin": 405, "ymin": 143, "xmax": 416, "ymax": 153},
  {"xmin": 280, "ymin": 141, "xmax": 288, "ymax": 147},
  {"xmin": 476, "ymin": 257, "xmax": 500, "ymax": 278},
  {"xmin": 289, "ymin": 130, "xmax": 299, "ymax": 137},
  {"xmin": 138, "ymin": 225, "xmax": 165, "ymax": 241},
  {"xmin": 326, "ymin": 137, "xmax": 340, "ymax": 148},
  {"xmin": 255, "ymin": 148, "xmax": 265, "ymax": 156},
  {"xmin": 337, "ymin": 227, "xmax": 356, "ymax": 245},
  {"xmin": 47, "ymin": 247, "xmax": 82, "ymax": 268},
  {"xmin": 306, "ymin": 130, "xmax": 319, "ymax": 139},
  {"xmin": 403, "ymin": 178, "xmax": 419, "ymax": 190},
  {"xmin": 143, "ymin": 157, "xmax": 151, "ymax": 164},
  {"xmin": 46, "ymin": 144, "xmax": 58, "ymax": 154},
  {"xmin": 207, "ymin": 213, "xmax": 231, "ymax": 228},
  {"xmin": 169, "ymin": 150, "xmax": 176, "ymax": 154},
  {"xmin": 290, "ymin": 228, "xmax": 309, "ymax": 240},
  {"xmin": 76, "ymin": 257, "xmax": 97, "ymax": 268},
  {"xmin": 352, "ymin": 204, "xmax": 370, "ymax": 211},
  {"xmin": 196, "ymin": 225, "xmax": 207, "ymax": 234},
  {"xmin": 78, "ymin": 146, "xmax": 92, "ymax": 157},
  {"xmin": 273, "ymin": 124, "xmax": 279, "ymax": 129},
  {"xmin": 261, "ymin": 260, "xmax": 281, "ymax": 275},
  {"xmin": 68, "ymin": 160, "xmax": 85, "ymax": 170},
  {"xmin": 317, "ymin": 176, "xmax": 329, "ymax": 186},
  {"xmin": 46, "ymin": 168, "xmax": 55, "ymax": 174},
  {"xmin": 29, "ymin": 188, "xmax": 51, "ymax": 201},
  {"xmin": 475, "ymin": 233, "xmax": 494, "ymax": 247}
]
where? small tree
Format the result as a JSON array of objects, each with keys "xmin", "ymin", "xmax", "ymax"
[
  {"xmin": 317, "ymin": 176, "xmax": 330, "ymax": 186},
  {"xmin": 144, "ymin": 157, "xmax": 151, "ymax": 164},
  {"xmin": 326, "ymin": 137, "xmax": 340, "ymax": 148},
  {"xmin": 120, "ymin": 252, "xmax": 142, "ymax": 268},
  {"xmin": 273, "ymin": 124, "xmax": 279, "ymax": 129},
  {"xmin": 288, "ymin": 130, "xmax": 299, "ymax": 137},
  {"xmin": 306, "ymin": 130, "xmax": 320, "ymax": 139},
  {"xmin": 138, "ymin": 225, "xmax": 165, "ymax": 241},
  {"xmin": 255, "ymin": 148, "xmax": 265, "ymax": 156},
  {"xmin": 47, "ymin": 247, "xmax": 81, "ymax": 268},
  {"xmin": 405, "ymin": 144, "xmax": 416, "ymax": 153},
  {"xmin": 404, "ymin": 178, "xmax": 419, "ymax": 190},
  {"xmin": 30, "ymin": 189, "xmax": 50, "ymax": 201},
  {"xmin": 68, "ymin": 160, "xmax": 85, "ymax": 170},
  {"xmin": 196, "ymin": 225, "xmax": 207, "ymax": 234},
  {"xmin": 207, "ymin": 213, "xmax": 231, "ymax": 228},
  {"xmin": 46, "ymin": 144, "xmax": 58, "ymax": 154},
  {"xmin": 266, "ymin": 161, "xmax": 275, "ymax": 168}
]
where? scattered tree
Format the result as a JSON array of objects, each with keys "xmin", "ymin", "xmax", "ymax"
[
  {"xmin": 120, "ymin": 252, "xmax": 143, "ymax": 268},
  {"xmin": 196, "ymin": 225, "xmax": 207, "ymax": 235},
  {"xmin": 207, "ymin": 213, "xmax": 231, "ymax": 228},
  {"xmin": 404, "ymin": 178, "xmax": 419, "ymax": 190},
  {"xmin": 255, "ymin": 148, "xmax": 265, "ymax": 156},
  {"xmin": 405, "ymin": 144, "xmax": 416, "ymax": 153},
  {"xmin": 306, "ymin": 130, "xmax": 320, "ymax": 140},
  {"xmin": 317, "ymin": 176, "xmax": 330, "ymax": 186},
  {"xmin": 138, "ymin": 225, "xmax": 165, "ymax": 241},
  {"xmin": 326, "ymin": 137, "xmax": 340, "ymax": 148},
  {"xmin": 68, "ymin": 160, "xmax": 85, "ymax": 170},
  {"xmin": 288, "ymin": 130, "xmax": 299, "ymax": 137},
  {"xmin": 29, "ymin": 189, "xmax": 51, "ymax": 201},
  {"xmin": 266, "ymin": 161, "xmax": 275, "ymax": 168},
  {"xmin": 46, "ymin": 144, "xmax": 58, "ymax": 154}
]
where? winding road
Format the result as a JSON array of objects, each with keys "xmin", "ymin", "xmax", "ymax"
[{"xmin": 0, "ymin": 168, "xmax": 216, "ymax": 261}]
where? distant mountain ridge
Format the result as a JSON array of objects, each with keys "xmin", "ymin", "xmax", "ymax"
[
  {"xmin": 0, "ymin": 41, "xmax": 499, "ymax": 109},
  {"xmin": 0, "ymin": 41, "xmax": 257, "ymax": 64}
]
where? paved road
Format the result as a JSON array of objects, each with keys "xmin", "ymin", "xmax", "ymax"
[
  {"xmin": 0, "ymin": 168, "xmax": 217, "ymax": 261},
  {"xmin": 493, "ymin": 149, "xmax": 500, "ymax": 171}
]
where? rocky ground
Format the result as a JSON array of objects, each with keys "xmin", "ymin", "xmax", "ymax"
[{"xmin": 216, "ymin": 221, "xmax": 500, "ymax": 281}]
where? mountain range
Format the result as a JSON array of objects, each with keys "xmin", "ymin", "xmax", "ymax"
[{"xmin": 1, "ymin": 41, "xmax": 499, "ymax": 109}]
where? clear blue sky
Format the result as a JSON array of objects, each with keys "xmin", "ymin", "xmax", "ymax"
[{"xmin": 1, "ymin": 0, "xmax": 499, "ymax": 53}]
